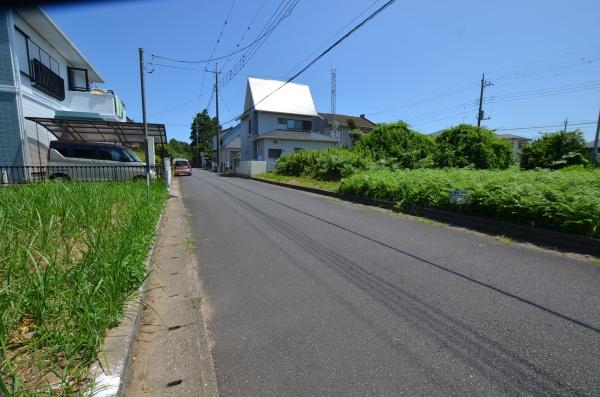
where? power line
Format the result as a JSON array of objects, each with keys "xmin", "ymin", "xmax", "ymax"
[
  {"xmin": 148, "ymin": 62, "xmax": 207, "ymax": 72},
  {"xmin": 282, "ymin": 0, "xmax": 385, "ymax": 77},
  {"xmin": 364, "ymin": 51, "xmax": 600, "ymax": 118},
  {"xmin": 220, "ymin": 0, "xmax": 398, "ymax": 126},
  {"xmin": 149, "ymin": 95, "xmax": 203, "ymax": 118},
  {"xmin": 407, "ymin": 80, "xmax": 600, "ymax": 127},
  {"xmin": 146, "ymin": 1, "xmax": 298, "ymax": 120},
  {"xmin": 218, "ymin": 0, "xmax": 269, "ymax": 74},
  {"xmin": 494, "ymin": 121, "xmax": 596, "ymax": 132},
  {"xmin": 219, "ymin": 0, "xmax": 300, "ymax": 87}
]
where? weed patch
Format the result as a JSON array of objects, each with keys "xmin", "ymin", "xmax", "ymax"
[
  {"xmin": 340, "ymin": 168, "xmax": 600, "ymax": 238},
  {"xmin": 0, "ymin": 181, "xmax": 167, "ymax": 395}
]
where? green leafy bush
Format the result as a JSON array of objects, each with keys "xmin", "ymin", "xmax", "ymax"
[
  {"xmin": 354, "ymin": 121, "xmax": 435, "ymax": 168},
  {"xmin": 339, "ymin": 168, "xmax": 600, "ymax": 238},
  {"xmin": 434, "ymin": 124, "xmax": 513, "ymax": 169},
  {"xmin": 520, "ymin": 130, "xmax": 588, "ymax": 170},
  {"xmin": 275, "ymin": 148, "xmax": 372, "ymax": 181}
]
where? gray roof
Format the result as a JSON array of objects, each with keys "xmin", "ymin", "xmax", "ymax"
[
  {"xmin": 318, "ymin": 113, "xmax": 377, "ymax": 130},
  {"xmin": 254, "ymin": 130, "xmax": 337, "ymax": 142},
  {"xmin": 497, "ymin": 133, "xmax": 531, "ymax": 140}
]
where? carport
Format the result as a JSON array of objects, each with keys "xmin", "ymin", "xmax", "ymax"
[{"xmin": 26, "ymin": 117, "xmax": 167, "ymax": 148}]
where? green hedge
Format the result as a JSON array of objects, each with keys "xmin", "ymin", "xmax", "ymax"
[
  {"xmin": 275, "ymin": 147, "xmax": 372, "ymax": 181},
  {"xmin": 339, "ymin": 168, "xmax": 600, "ymax": 238},
  {"xmin": 434, "ymin": 124, "xmax": 513, "ymax": 169},
  {"xmin": 354, "ymin": 121, "xmax": 435, "ymax": 168}
]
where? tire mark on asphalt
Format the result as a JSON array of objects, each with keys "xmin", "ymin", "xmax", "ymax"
[
  {"xmin": 208, "ymin": 175, "xmax": 600, "ymax": 336},
  {"xmin": 198, "ymin": 174, "xmax": 588, "ymax": 396},
  {"xmin": 191, "ymin": 176, "xmax": 457, "ymax": 394}
]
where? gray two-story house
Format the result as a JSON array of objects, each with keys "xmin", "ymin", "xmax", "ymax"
[
  {"xmin": 0, "ymin": 7, "xmax": 132, "ymax": 167},
  {"xmin": 239, "ymin": 77, "xmax": 337, "ymax": 162}
]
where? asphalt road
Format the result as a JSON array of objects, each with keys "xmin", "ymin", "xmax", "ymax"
[{"xmin": 182, "ymin": 170, "xmax": 600, "ymax": 396}]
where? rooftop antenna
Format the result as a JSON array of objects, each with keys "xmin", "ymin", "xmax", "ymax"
[{"xmin": 331, "ymin": 67, "xmax": 339, "ymax": 145}]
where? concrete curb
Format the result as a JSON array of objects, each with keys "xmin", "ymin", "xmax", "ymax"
[
  {"xmin": 250, "ymin": 176, "xmax": 600, "ymax": 257},
  {"xmin": 86, "ymin": 200, "xmax": 167, "ymax": 397}
]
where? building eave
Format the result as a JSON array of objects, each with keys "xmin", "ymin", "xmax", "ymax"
[{"xmin": 16, "ymin": 7, "xmax": 104, "ymax": 83}]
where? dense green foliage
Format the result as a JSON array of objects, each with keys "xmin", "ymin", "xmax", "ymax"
[
  {"xmin": 434, "ymin": 124, "xmax": 513, "ymax": 169},
  {"xmin": 339, "ymin": 168, "xmax": 600, "ymax": 238},
  {"xmin": 190, "ymin": 109, "xmax": 219, "ymax": 164},
  {"xmin": 0, "ymin": 182, "xmax": 167, "ymax": 395},
  {"xmin": 256, "ymin": 172, "xmax": 341, "ymax": 192},
  {"xmin": 354, "ymin": 122, "xmax": 435, "ymax": 168},
  {"xmin": 520, "ymin": 130, "xmax": 588, "ymax": 170},
  {"xmin": 275, "ymin": 148, "xmax": 372, "ymax": 180},
  {"xmin": 157, "ymin": 138, "xmax": 193, "ymax": 160}
]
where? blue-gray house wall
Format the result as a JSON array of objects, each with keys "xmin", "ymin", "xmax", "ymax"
[{"xmin": 0, "ymin": 10, "xmax": 25, "ymax": 166}]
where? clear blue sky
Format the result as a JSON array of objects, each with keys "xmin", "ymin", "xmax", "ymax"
[{"xmin": 47, "ymin": 0, "xmax": 600, "ymax": 142}]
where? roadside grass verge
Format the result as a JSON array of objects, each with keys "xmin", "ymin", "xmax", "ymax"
[
  {"xmin": 0, "ymin": 181, "xmax": 167, "ymax": 395},
  {"xmin": 254, "ymin": 172, "xmax": 340, "ymax": 192},
  {"xmin": 339, "ymin": 168, "xmax": 600, "ymax": 238}
]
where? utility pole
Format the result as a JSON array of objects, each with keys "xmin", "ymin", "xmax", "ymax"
[
  {"xmin": 139, "ymin": 48, "xmax": 149, "ymax": 203},
  {"xmin": 563, "ymin": 117, "xmax": 568, "ymax": 133},
  {"xmin": 593, "ymin": 108, "xmax": 600, "ymax": 167},
  {"xmin": 477, "ymin": 73, "xmax": 493, "ymax": 127},
  {"xmin": 206, "ymin": 64, "xmax": 221, "ymax": 172}
]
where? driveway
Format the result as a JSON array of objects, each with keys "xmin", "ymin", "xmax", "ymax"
[{"xmin": 182, "ymin": 170, "xmax": 600, "ymax": 396}]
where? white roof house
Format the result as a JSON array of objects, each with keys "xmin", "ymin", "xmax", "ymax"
[
  {"xmin": 238, "ymin": 77, "xmax": 336, "ymax": 163},
  {"xmin": 243, "ymin": 77, "xmax": 319, "ymax": 117}
]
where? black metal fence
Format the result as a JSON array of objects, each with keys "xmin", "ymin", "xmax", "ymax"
[{"xmin": 0, "ymin": 165, "xmax": 167, "ymax": 185}]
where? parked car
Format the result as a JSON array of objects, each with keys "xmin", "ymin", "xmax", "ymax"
[
  {"xmin": 47, "ymin": 140, "xmax": 155, "ymax": 181},
  {"xmin": 173, "ymin": 158, "xmax": 192, "ymax": 176}
]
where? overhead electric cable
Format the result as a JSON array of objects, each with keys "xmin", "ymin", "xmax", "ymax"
[{"xmin": 220, "ymin": 0, "xmax": 398, "ymax": 126}]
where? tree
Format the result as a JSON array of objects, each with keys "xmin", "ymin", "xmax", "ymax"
[
  {"xmin": 189, "ymin": 109, "xmax": 219, "ymax": 165},
  {"xmin": 354, "ymin": 121, "xmax": 435, "ymax": 168},
  {"xmin": 520, "ymin": 130, "xmax": 588, "ymax": 170},
  {"xmin": 434, "ymin": 124, "xmax": 513, "ymax": 169},
  {"xmin": 157, "ymin": 139, "xmax": 193, "ymax": 160}
]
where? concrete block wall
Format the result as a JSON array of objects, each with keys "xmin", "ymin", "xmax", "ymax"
[{"xmin": 0, "ymin": 11, "xmax": 25, "ymax": 166}]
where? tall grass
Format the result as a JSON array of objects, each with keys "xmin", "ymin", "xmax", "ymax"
[
  {"xmin": 339, "ymin": 167, "xmax": 600, "ymax": 238},
  {"xmin": 0, "ymin": 181, "xmax": 167, "ymax": 395}
]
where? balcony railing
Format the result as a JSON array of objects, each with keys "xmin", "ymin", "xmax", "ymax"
[
  {"xmin": 64, "ymin": 90, "xmax": 127, "ymax": 122},
  {"xmin": 30, "ymin": 59, "xmax": 65, "ymax": 101}
]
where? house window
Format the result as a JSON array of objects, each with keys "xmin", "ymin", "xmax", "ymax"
[
  {"xmin": 16, "ymin": 27, "xmax": 64, "ymax": 100},
  {"xmin": 282, "ymin": 118, "xmax": 311, "ymax": 131},
  {"xmin": 268, "ymin": 148, "xmax": 283, "ymax": 159},
  {"xmin": 278, "ymin": 118, "xmax": 286, "ymax": 124},
  {"xmin": 26, "ymin": 36, "xmax": 60, "ymax": 76},
  {"xmin": 14, "ymin": 28, "xmax": 30, "ymax": 75},
  {"xmin": 68, "ymin": 67, "xmax": 89, "ymax": 91},
  {"xmin": 248, "ymin": 119, "xmax": 252, "ymax": 136}
]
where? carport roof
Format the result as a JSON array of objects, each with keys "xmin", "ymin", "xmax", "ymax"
[{"xmin": 26, "ymin": 117, "xmax": 167, "ymax": 145}]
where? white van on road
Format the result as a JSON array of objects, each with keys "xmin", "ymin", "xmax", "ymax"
[{"xmin": 47, "ymin": 141, "xmax": 155, "ymax": 181}]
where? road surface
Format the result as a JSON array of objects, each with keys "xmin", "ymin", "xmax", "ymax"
[{"xmin": 182, "ymin": 170, "xmax": 600, "ymax": 396}]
